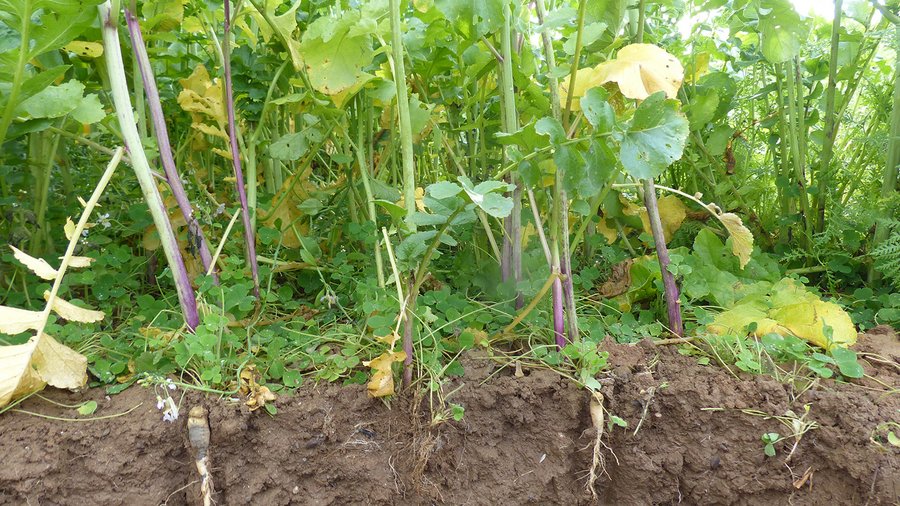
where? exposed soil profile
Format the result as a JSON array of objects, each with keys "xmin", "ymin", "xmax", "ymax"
[{"xmin": 1, "ymin": 327, "xmax": 897, "ymax": 505}]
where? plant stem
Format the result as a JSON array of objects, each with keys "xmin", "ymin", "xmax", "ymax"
[
  {"xmin": 502, "ymin": 272, "xmax": 560, "ymax": 335},
  {"xmin": 814, "ymin": 0, "xmax": 843, "ymax": 234},
  {"xmin": 125, "ymin": 8, "xmax": 216, "ymax": 281},
  {"xmin": 499, "ymin": 0, "xmax": 522, "ymax": 308},
  {"xmin": 0, "ymin": 0, "xmax": 32, "ymax": 147},
  {"xmin": 871, "ymin": 18, "xmax": 900, "ymax": 282},
  {"xmin": 562, "ymin": 0, "xmax": 588, "ymax": 126},
  {"xmin": 99, "ymin": 1, "xmax": 199, "ymax": 329},
  {"xmin": 388, "ymin": 0, "xmax": 417, "ymax": 232},
  {"xmin": 223, "ymin": 0, "xmax": 260, "ymax": 298},
  {"xmin": 643, "ymin": 179, "xmax": 683, "ymax": 336}
]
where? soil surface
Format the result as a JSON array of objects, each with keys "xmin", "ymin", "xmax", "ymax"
[{"xmin": 1, "ymin": 327, "xmax": 898, "ymax": 505}]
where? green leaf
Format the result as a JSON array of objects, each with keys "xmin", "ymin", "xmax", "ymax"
[
  {"xmin": 685, "ymin": 86, "xmax": 719, "ymax": 129},
  {"xmin": 373, "ymin": 200, "xmax": 407, "ymax": 220},
  {"xmin": 458, "ymin": 177, "xmax": 513, "ymax": 218},
  {"xmin": 269, "ymin": 132, "xmax": 309, "ymax": 160},
  {"xmin": 535, "ymin": 116, "xmax": 566, "ymax": 145},
  {"xmin": 17, "ymin": 65, "xmax": 70, "ymax": 103},
  {"xmin": 397, "ymin": 231, "xmax": 438, "ymax": 264},
  {"xmin": 830, "ymin": 347, "xmax": 864, "ymax": 379},
  {"xmin": 17, "ymin": 80, "xmax": 84, "ymax": 119},
  {"xmin": 434, "ymin": 0, "xmax": 504, "ymax": 38},
  {"xmin": 77, "ymin": 400, "xmax": 98, "ymax": 415},
  {"xmin": 620, "ymin": 92, "xmax": 689, "ymax": 180},
  {"xmin": 70, "ymin": 94, "xmax": 105, "ymax": 124},
  {"xmin": 410, "ymin": 212, "xmax": 447, "ymax": 226},
  {"xmin": 426, "ymin": 181, "xmax": 463, "ymax": 199},
  {"xmin": 580, "ymin": 87, "xmax": 615, "ymax": 133},
  {"xmin": 299, "ymin": 12, "xmax": 376, "ymax": 95},
  {"xmin": 758, "ymin": 0, "xmax": 809, "ymax": 64},
  {"xmin": 582, "ymin": 139, "xmax": 616, "ymax": 197},
  {"xmin": 888, "ymin": 431, "xmax": 900, "ymax": 447}
]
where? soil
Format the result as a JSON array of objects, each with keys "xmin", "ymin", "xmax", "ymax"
[{"xmin": 1, "ymin": 327, "xmax": 898, "ymax": 505}]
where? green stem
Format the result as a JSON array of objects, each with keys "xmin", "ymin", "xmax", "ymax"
[
  {"xmin": 388, "ymin": 0, "xmax": 417, "ymax": 232},
  {"xmin": 0, "ymin": 0, "xmax": 32, "ymax": 147},
  {"xmin": 814, "ymin": 0, "xmax": 843, "ymax": 234}
]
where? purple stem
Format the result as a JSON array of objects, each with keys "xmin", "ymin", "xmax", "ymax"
[
  {"xmin": 643, "ymin": 179, "xmax": 683, "ymax": 336},
  {"xmin": 98, "ymin": 1, "xmax": 199, "ymax": 329},
  {"xmin": 124, "ymin": 9, "xmax": 217, "ymax": 282},
  {"xmin": 223, "ymin": 0, "xmax": 260, "ymax": 297},
  {"xmin": 551, "ymin": 273, "xmax": 566, "ymax": 349}
]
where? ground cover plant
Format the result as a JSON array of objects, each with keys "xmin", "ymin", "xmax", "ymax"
[{"xmin": 0, "ymin": 0, "xmax": 898, "ymax": 503}]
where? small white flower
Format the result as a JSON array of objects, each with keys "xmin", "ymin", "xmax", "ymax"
[
  {"xmin": 156, "ymin": 396, "xmax": 165, "ymax": 410},
  {"xmin": 166, "ymin": 379, "xmax": 177, "ymax": 390}
]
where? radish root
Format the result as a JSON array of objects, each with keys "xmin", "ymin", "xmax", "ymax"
[
  {"xmin": 188, "ymin": 406, "xmax": 214, "ymax": 506},
  {"xmin": 587, "ymin": 391, "xmax": 608, "ymax": 498}
]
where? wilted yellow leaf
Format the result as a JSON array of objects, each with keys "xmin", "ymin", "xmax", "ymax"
[
  {"xmin": 43, "ymin": 291, "xmax": 104, "ymax": 323},
  {"xmin": 596, "ymin": 218, "xmax": 618, "ymax": 245},
  {"xmin": 707, "ymin": 301, "xmax": 779, "ymax": 336},
  {"xmin": 595, "ymin": 44, "xmax": 684, "ymax": 100},
  {"xmin": 10, "ymin": 246, "xmax": 57, "ymax": 280},
  {"xmin": 377, "ymin": 331, "xmax": 401, "ymax": 347},
  {"xmin": 63, "ymin": 41, "xmax": 103, "ymax": 58},
  {"xmin": 397, "ymin": 187, "xmax": 426, "ymax": 213},
  {"xmin": 64, "ymin": 217, "xmax": 76, "ymax": 240},
  {"xmin": 707, "ymin": 279, "xmax": 857, "ymax": 350},
  {"xmin": 178, "ymin": 65, "xmax": 230, "ymax": 160},
  {"xmin": 363, "ymin": 350, "xmax": 407, "ymax": 397},
  {"xmin": 259, "ymin": 171, "xmax": 312, "ymax": 248},
  {"xmin": 0, "ymin": 333, "xmax": 88, "ymax": 408},
  {"xmin": 240, "ymin": 364, "xmax": 277, "ymax": 411},
  {"xmin": 561, "ymin": 44, "xmax": 684, "ymax": 108},
  {"xmin": 559, "ymin": 67, "xmax": 606, "ymax": 112},
  {"xmin": 770, "ymin": 300, "xmax": 857, "ymax": 350},
  {"xmin": 639, "ymin": 195, "xmax": 687, "ymax": 244},
  {"xmin": 0, "ymin": 305, "xmax": 43, "ymax": 335},
  {"xmin": 719, "ymin": 213, "xmax": 753, "ymax": 269},
  {"xmin": 66, "ymin": 256, "xmax": 94, "ymax": 268}
]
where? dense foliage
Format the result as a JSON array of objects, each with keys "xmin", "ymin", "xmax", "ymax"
[{"xmin": 0, "ymin": 0, "xmax": 897, "ymax": 406}]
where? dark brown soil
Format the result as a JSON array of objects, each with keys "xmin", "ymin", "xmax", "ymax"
[{"xmin": 1, "ymin": 327, "xmax": 898, "ymax": 505}]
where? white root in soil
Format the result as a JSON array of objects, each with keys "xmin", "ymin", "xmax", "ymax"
[{"xmin": 188, "ymin": 406, "xmax": 214, "ymax": 506}]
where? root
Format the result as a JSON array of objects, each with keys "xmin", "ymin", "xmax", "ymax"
[
  {"xmin": 188, "ymin": 406, "xmax": 215, "ymax": 506},
  {"xmin": 586, "ymin": 391, "xmax": 609, "ymax": 499}
]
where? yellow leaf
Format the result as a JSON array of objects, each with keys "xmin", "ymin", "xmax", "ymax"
[
  {"xmin": 10, "ymin": 246, "xmax": 57, "ymax": 280},
  {"xmin": 707, "ymin": 279, "xmax": 858, "ymax": 350},
  {"xmin": 719, "ymin": 213, "xmax": 753, "ymax": 269},
  {"xmin": 558, "ymin": 66, "xmax": 606, "ymax": 112},
  {"xmin": 260, "ymin": 171, "xmax": 313, "ymax": 248},
  {"xmin": 239, "ymin": 364, "xmax": 277, "ymax": 411},
  {"xmin": 66, "ymin": 256, "xmax": 94, "ymax": 268},
  {"xmin": 0, "ymin": 305, "xmax": 44, "ymax": 335},
  {"xmin": 43, "ymin": 291, "xmax": 105, "ymax": 323},
  {"xmin": 63, "ymin": 41, "xmax": 104, "ymax": 58},
  {"xmin": 0, "ymin": 333, "xmax": 88, "ymax": 408},
  {"xmin": 64, "ymin": 217, "xmax": 76, "ymax": 240},
  {"xmin": 182, "ymin": 16, "xmax": 203, "ymax": 33},
  {"xmin": 770, "ymin": 300, "xmax": 857, "ymax": 350},
  {"xmin": 561, "ymin": 44, "xmax": 684, "ymax": 107},
  {"xmin": 397, "ymin": 187, "xmax": 426, "ymax": 213},
  {"xmin": 363, "ymin": 350, "xmax": 407, "ymax": 397},
  {"xmin": 596, "ymin": 218, "xmax": 618, "ymax": 245},
  {"xmin": 595, "ymin": 44, "xmax": 684, "ymax": 100},
  {"xmin": 639, "ymin": 195, "xmax": 687, "ymax": 244},
  {"xmin": 377, "ymin": 331, "xmax": 401, "ymax": 347}
]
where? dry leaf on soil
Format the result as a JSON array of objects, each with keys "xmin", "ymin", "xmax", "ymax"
[
  {"xmin": 240, "ymin": 364, "xmax": 277, "ymax": 411},
  {"xmin": 708, "ymin": 279, "xmax": 857, "ymax": 350},
  {"xmin": 0, "ymin": 333, "xmax": 88, "ymax": 407}
]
